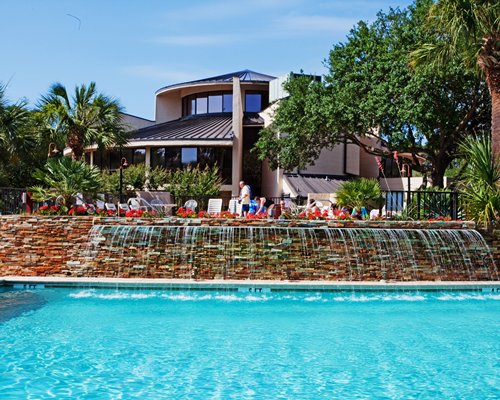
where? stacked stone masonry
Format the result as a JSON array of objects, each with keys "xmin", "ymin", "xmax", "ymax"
[{"xmin": 0, "ymin": 216, "xmax": 498, "ymax": 281}]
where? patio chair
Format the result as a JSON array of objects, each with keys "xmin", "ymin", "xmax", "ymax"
[
  {"xmin": 228, "ymin": 199, "xmax": 238, "ymax": 214},
  {"xmin": 75, "ymin": 193, "xmax": 85, "ymax": 206},
  {"xmin": 137, "ymin": 191, "xmax": 176, "ymax": 215},
  {"xmin": 184, "ymin": 199, "xmax": 198, "ymax": 211},
  {"xmin": 287, "ymin": 201, "xmax": 300, "ymax": 216},
  {"xmin": 105, "ymin": 203, "xmax": 117, "ymax": 214},
  {"xmin": 207, "ymin": 198, "xmax": 223, "ymax": 216},
  {"xmin": 118, "ymin": 203, "xmax": 130, "ymax": 215},
  {"xmin": 96, "ymin": 200, "xmax": 106, "ymax": 210},
  {"xmin": 314, "ymin": 201, "xmax": 324, "ymax": 210},
  {"xmin": 128, "ymin": 198, "xmax": 142, "ymax": 210}
]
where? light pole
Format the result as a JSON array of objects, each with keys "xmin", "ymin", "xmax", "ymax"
[
  {"xmin": 47, "ymin": 143, "xmax": 59, "ymax": 158},
  {"xmin": 119, "ymin": 157, "xmax": 129, "ymax": 203}
]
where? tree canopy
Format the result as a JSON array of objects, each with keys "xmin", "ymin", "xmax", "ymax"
[
  {"xmin": 412, "ymin": 0, "xmax": 500, "ymax": 159},
  {"xmin": 35, "ymin": 82, "xmax": 128, "ymax": 160},
  {"xmin": 0, "ymin": 84, "xmax": 40, "ymax": 186},
  {"xmin": 255, "ymin": 0, "xmax": 491, "ymax": 187}
]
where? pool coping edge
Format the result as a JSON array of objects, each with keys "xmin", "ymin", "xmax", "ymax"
[{"xmin": 1, "ymin": 276, "xmax": 499, "ymax": 292}]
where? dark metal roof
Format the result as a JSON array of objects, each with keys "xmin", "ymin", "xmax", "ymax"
[
  {"xmin": 284, "ymin": 175, "xmax": 345, "ymax": 197},
  {"xmin": 130, "ymin": 114, "xmax": 233, "ymax": 142},
  {"xmin": 156, "ymin": 69, "xmax": 276, "ymax": 93}
]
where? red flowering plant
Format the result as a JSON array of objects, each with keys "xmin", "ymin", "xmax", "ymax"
[
  {"xmin": 93, "ymin": 208, "xmax": 110, "ymax": 217},
  {"xmin": 175, "ymin": 207, "xmax": 198, "ymax": 218},
  {"xmin": 246, "ymin": 211, "xmax": 267, "ymax": 220},
  {"xmin": 68, "ymin": 205, "xmax": 89, "ymax": 216},
  {"xmin": 118, "ymin": 206, "xmax": 128, "ymax": 216},
  {"xmin": 299, "ymin": 208, "xmax": 330, "ymax": 220},
  {"xmin": 142, "ymin": 210, "xmax": 158, "ymax": 218},
  {"xmin": 37, "ymin": 205, "xmax": 63, "ymax": 216},
  {"xmin": 428, "ymin": 216, "xmax": 452, "ymax": 222},
  {"xmin": 125, "ymin": 209, "xmax": 144, "ymax": 218},
  {"xmin": 332, "ymin": 209, "xmax": 352, "ymax": 221},
  {"xmin": 219, "ymin": 210, "xmax": 238, "ymax": 219}
]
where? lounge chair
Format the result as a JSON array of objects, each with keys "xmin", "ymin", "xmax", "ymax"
[
  {"xmin": 228, "ymin": 199, "xmax": 238, "ymax": 214},
  {"xmin": 118, "ymin": 203, "xmax": 130, "ymax": 215},
  {"xmin": 96, "ymin": 200, "xmax": 106, "ymax": 210},
  {"xmin": 207, "ymin": 198, "xmax": 223, "ymax": 216},
  {"xmin": 137, "ymin": 191, "xmax": 176, "ymax": 215},
  {"xmin": 129, "ymin": 197, "xmax": 151, "ymax": 211},
  {"xmin": 105, "ymin": 203, "xmax": 117, "ymax": 214}
]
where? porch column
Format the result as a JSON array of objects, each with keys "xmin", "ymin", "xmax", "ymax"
[{"xmin": 231, "ymin": 77, "xmax": 243, "ymax": 195}]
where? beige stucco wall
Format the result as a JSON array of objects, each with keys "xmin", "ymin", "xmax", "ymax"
[
  {"xmin": 261, "ymin": 159, "xmax": 282, "ymax": 197},
  {"xmin": 359, "ymin": 137, "xmax": 382, "ymax": 179},
  {"xmin": 155, "ymin": 93, "xmax": 182, "ymax": 123},
  {"xmin": 299, "ymin": 145, "xmax": 347, "ymax": 176}
]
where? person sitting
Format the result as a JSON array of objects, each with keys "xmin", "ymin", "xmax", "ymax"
[
  {"xmin": 256, "ymin": 197, "xmax": 267, "ymax": 215},
  {"xmin": 249, "ymin": 197, "xmax": 259, "ymax": 214}
]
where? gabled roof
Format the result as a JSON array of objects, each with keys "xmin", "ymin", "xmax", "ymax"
[
  {"xmin": 129, "ymin": 114, "xmax": 233, "ymax": 142},
  {"xmin": 156, "ymin": 69, "xmax": 276, "ymax": 93}
]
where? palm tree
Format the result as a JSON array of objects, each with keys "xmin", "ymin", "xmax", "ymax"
[
  {"xmin": 31, "ymin": 157, "xmax": 102, "ymax": 210},
  {"xmin": 0, "ymin": 84, "xmax": 37, "ymax": 185},
  {"xmin": 36, "ymin": 82, "xmax": 128, "ymax": 160},
  {"xmin": 412, "ymin": 0, "xmax": 500, "ymax": 158},
  {"xmin": 458, "ymin": 136, "xmax": 500, "ymax": 225},
  {"xmin": 335, "ymin": 178, "xmax": 384, "ymax": 211}
]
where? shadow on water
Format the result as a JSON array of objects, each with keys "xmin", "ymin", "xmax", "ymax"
[{"xmin": 0, "ymin": 289, "xmax": 47, "ymax": 323}]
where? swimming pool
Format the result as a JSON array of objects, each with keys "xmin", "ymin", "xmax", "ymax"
[{"xmin": 1, "ymin": 287, "xmax": 498, "ymax": 399}]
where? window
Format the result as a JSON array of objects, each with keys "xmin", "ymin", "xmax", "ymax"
[
  {"xmin": 133, "ymin": 149, "xmax": 146, "ymax": 164},
  {"xmin": 189, "ymin": 98, "xmax": 196, "ymax": 115},
  {"xmin": 208, "ymin": 94, "xmax": 223, "ymax": 113},
  {"xmin": 181, "ymin": 148, "xmax": 197, "ymax": 165},
  {"xmin": 245, "ymin": 93, "xmax": 262, "ymax": 112},
  {"xmin": 196, "ymin": 96, "xmax": 207, "ymax": 114},
  {"xmin": 182, "ymin": 91, "xmax": 233, "ymax": 117},
  {"xmin": 151, "ymin": 148, "xmax": 166, "ymax": 168},
  {"xmin": 223, "ymin": 94, "xmax": 232, "ymax": 112}
]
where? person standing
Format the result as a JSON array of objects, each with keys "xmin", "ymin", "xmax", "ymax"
[{"xmin": 239, "ymin": 180, "xmax": 251, "ymax": 217}]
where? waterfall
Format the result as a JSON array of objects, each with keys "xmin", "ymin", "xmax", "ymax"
[{"xmin": 83, "ymin": 225, "xmax": 498, "ymax": 281}]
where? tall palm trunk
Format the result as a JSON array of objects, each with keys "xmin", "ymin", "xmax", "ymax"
[
  {"xmin": 491, "ymin": 89, "xmax": 500, "ymax": 161},
  {"xmin": 480, "ymin": 35, "xmax": 500, "ymax": 161},
  {"xmin": 67, "ymin": 127, "xmax": 85, "ymax": 160}
]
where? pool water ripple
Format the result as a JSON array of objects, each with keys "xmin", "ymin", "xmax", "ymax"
[{"xmin": 0, "ymin": 288, "xmax": 498, "ymax": 399}]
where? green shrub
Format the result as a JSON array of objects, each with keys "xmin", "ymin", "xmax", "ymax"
[
  {"xmin": 167, "ymin": 165, "xmax": 223, "ymax": 197},
  {"xmin": 99, "ymin": 164, "xmax": 148, "ymax": 195},
  {"xmin": 336, "ymin": 178, "xmax": 383, "ymax": 211},
  {"xmin": 458, "ymin": 137, "xmax": 500, "ymax": 225},
  {"xmin": 31, "ymin": 157, "xmax": 102, "ymax": 209}
]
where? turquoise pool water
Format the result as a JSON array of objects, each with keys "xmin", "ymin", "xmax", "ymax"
[{"xmin": 0, "ymin": 288, "xmax": 498, "ymax": 399}]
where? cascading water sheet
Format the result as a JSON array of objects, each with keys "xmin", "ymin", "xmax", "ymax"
[{"xmin": 84, "ymin": 225, "xmax": 497, "ymax": 281}]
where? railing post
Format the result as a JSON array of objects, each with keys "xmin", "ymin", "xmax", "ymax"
[
  {"xmin": 417, "ymin": 191, "xmax": 421, "ymax": 220},
  {"xmin": 451, "ymin": 192, "xmax": 458, "ymax": 220}
]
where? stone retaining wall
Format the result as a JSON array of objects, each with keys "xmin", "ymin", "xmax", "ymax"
[{"xmin": 0, "ymin": 216, "xmax": 497, "ymax": 281}]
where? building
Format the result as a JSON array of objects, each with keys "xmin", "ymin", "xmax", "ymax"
[{"xmin": 86, "ymin": 69, "xmax": 380, "ymax": 199}]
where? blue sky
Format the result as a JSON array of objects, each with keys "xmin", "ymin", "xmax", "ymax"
[{"xmin": 1, "ymin": 0, "xmax": 412, "ymax": 120}]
